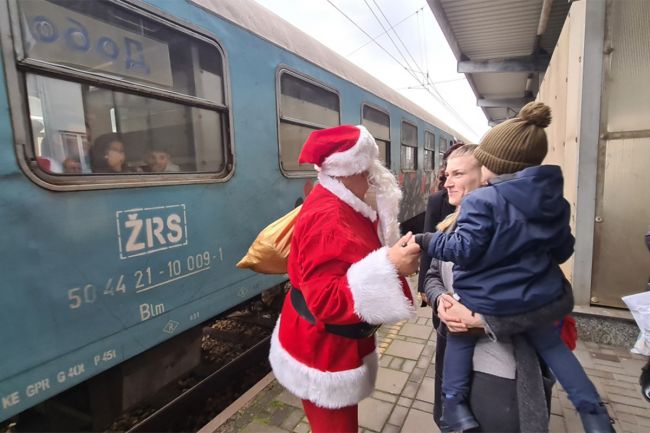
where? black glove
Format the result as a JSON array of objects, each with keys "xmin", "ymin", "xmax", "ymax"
[{"xmin": 415, "ymin": 232, "xmax": 434, "ymax": 253}]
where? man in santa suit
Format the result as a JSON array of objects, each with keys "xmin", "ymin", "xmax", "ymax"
[{"xmin": 269, "ymin": 125, "xmax": 420, "ymax": 432}]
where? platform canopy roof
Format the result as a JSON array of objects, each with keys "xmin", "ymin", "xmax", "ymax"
[{"xmin": 427, "ymin": 0, "xmax": 571, "ymax": 126}]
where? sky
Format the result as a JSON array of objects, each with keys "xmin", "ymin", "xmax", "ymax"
[{"xmin": 252, "ymin": 0, "xmax": 489, "ymax": 142}]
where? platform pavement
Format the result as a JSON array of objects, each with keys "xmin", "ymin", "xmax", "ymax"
[{"xmin": 207, "ymin": 303, "xmax": 650, "ymax": 433}]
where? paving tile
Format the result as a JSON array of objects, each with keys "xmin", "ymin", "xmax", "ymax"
[
  {"xmin": 561, "ymin": 407, "xmax": 582, "ymax": 433},
  {"xmin": 421, "ymin": 345, "xmax": 435, "ymax": 357},
  {"xmin": 410, "ymin": 366, "xmax": 426, "ymax": 383},
  {"xmin": 401, "ymin": 380, "xmax": 419, "ymax": 399},
  {"xmin": 379, "ymin": 355, "xmax": 394, "ymax": 367},
  {"xmin": 400, "ymin": 408, "xmax": 438, "ymax": 433},
  {"xmin": 613, "ymin": 373, "xmax": 642, "ymax": 384},
  {"xmin": 416, "ymin": 377, "xmax": 435, "ymax": 404},
  {"xmin": 388, "ymin": 404, "xmax": 409, "ymax": 426},
  {"xmin": 606, "ymin": 384, "xmax": 646, "ymax": 400},
  {"xmin": 549, "ymin": 414, "xmax": 567, "ymax": 433},
  {"xmin": 416, "ymin": 356, "xmax": 431, "ymax": 369},
  {"xmin": 381, "ymin": 424, "xmax": 401, "ymax": 433},
  {"xmin": 359, "ymin": 398, "xmax": 394, "ymax": 432},
  {"xmin": 399, "ymin": 323, "xmax": 432, "ymax": 340},
  {"xmin": 375, "ymin": 367, "xmax": 410, "ymax": 394},
  {"xmin": 280, "ymin": 408, "xmax": 305, "ymax": 431},
  {"xmin": 612, "ymin": 403, "xmax": 650, "ymax": 417},
  {"xmin": 372, "ymin": 390, "xmax": 399, "ymax": 403},
  {"xmin": 271, "ymin": 406, "xmax": 295, "ymax": 427},
  {"xmin": 619, "ymin": 357, "xmax": 647, "ymax": 375},
  {"xmin": 411, "ymin": 399, "xmax": 433, "ymax": 413},
  {"xmin": 574, "ymin": 348, "xmax": 595, "ymax": 368},
  {"xmin": 397, "ymin": 396, "xmax": 413, "ymax": 407},
  {"xmin": 390, "ymin": 357, "xmax": 405, "ymax": 370},
  {"xmin": 584, "ymin": 367, "xmax": 616, "ymax": 379},
  {"xmin": 240, "ymin": 421, "xmax": 288, "ymax": 433},
  {"xmin": 591, "ymin": 352, "xmax": 621, "ymax": 363},
  {"xmin": 606, "ymin": 392, "xmax": 648, "ymax": 409},
  {"xmin": 551, "ymin": 396, "xmax": 563, "ymax": 415},
  {"xmin": 293, "ymin": 422, "xmax": 310, "ymax": 433},
  {"xmin": 401, "ymin": 359, "xmax": 416, "ymax": 373},
  {"xmin": 275, "ymin": 390, "xmax": 302, "ymax": 408},
  {"xmin": 385, "ymin": 340, "xmax": 424, "ymax": 360}
]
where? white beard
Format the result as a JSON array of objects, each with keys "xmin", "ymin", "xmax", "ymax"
[{"xmin": 365, "ymin": 160, "xmax": 402, "ymax": 247}]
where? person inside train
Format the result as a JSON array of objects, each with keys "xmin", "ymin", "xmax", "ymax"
[
  {"xmin": 90, "ymin": 133, "xmax": 129, "ymax": 174},
  {"xmin": 269, "ymin": 125, "xmax": 420, "ymax": 433},
  {"xmin": 144, "ymin": 147, "xmax": 180, "ymax": 173},
  {"xmin": 417, "ymin": 102, "xmax": 615, "ymax": 433},
  {"xmin": 421, "ymin": 143, "xmax": 573, "ymax": 432},
  {"xmin": 62, "ymin": 157, "xmax": 82, "ymax": 174}
]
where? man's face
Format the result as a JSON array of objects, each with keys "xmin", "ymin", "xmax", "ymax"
[{"xmin": 444, "ymin": 154, "xmax": 481, "ymax": 206}]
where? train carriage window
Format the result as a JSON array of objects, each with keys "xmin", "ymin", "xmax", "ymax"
[
  {"xmin": 439, "ymin": 137, "xmax": 449, "ymax": 163},
  {"xmin": 278, "ymin": 70, "xmax": 340, "ymax": 174},
  {"xmin": 361, "ymin": 104, "xmax": 390, "ymax": 167},
  {"xmin": 400, "ymin": 121, "xmax": 417, "ymax": 171},
  {"xmin": 424, "ymin": 131, "xmax": 435, "ymax": 172},
  {"xmin": 15, "ymin": 0, "xmax": 230, "ymax": 184}
]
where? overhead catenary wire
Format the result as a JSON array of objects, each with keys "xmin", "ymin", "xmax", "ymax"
[
  {"xmin": 326, "ymin": 0, "xmax": 478, "ymax": 137},
  {"xmin": 346, "ymin": 7, "xmax": 423, "ymax": 57},
  {"xmin": 370, "ymin": 0, "xmax": 424, "ymax": 82}
]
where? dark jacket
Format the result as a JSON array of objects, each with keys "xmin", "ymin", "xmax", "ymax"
[
  {"xmin": 417, "ymin": 190, "xmax": 456, "ymax": 295},
  {"xmin": 421, "ymin": 165, "xmax": 574, "ymax": 315},
  {"xmin": 423, "ymin": 255, "xmax": 573, "ymax": 433}
]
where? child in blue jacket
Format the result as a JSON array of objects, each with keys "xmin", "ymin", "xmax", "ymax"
[{"xmin": 417, "ymin": 102, "xmax": 615, "ymax": 433}]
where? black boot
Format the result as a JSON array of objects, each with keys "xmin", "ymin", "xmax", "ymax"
[
  {"xmin": 640, "ymin": 359, "xmax": 650, "ymax": 402},
  {"xmin": 579, "ymin": 404, "xmax": 616, "ymax": 433},
  {"xmin": 441, "ymin": 399, "xmax": 479, "ymax": 433}
]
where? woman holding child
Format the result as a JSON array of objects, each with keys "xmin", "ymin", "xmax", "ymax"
[{"xmin": 421, "ymin": 103, "xmax": 615, "ymax": 433}]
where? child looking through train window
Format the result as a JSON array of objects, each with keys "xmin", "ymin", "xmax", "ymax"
[{"xmin": 144, "ymin": 147, "xmax": 179, "ymax": 173}]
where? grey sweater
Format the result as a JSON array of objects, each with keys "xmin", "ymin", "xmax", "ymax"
[{"xmin": 423, "ymin": 258, "xmax": 574, "ymax": 433}]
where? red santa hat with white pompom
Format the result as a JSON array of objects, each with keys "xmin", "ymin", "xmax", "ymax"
[
  {"xmin": 298, "ymin": 125, "xmax": 378, "ymax": 177},
  {"xmin": 299, "ymin": 125, "xmax": 402, "ymax": 247}
]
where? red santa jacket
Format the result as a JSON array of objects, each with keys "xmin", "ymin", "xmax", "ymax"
[{"xmin": 269, "ymin": 176, "xmax": 415, "ymax": 409}]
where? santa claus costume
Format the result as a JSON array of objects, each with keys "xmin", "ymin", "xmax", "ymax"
[{"xmin": 269, "ymin": 125, "xmax": 416, "ymax": 432}]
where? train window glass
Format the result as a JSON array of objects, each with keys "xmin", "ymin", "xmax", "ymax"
[
  {"xmin": 27, "ymin": 74, "xmax": 225, "ymax": 174},
  {"xmin": 424, "ymin": 130, "xmax": 435, "ymax": 172},
  {"xmin": 278, "ymin": 72, "xmax": 340, "ymax": 173},
  {"xmin": 439, "ymin": 137, "xmax": 448, "ymax": 162},
  {"xmin": 362, "ymin": 104, "xmax": 390, "ymax": 167},
  {"xmin": 400, "ymin": 121, "xmax": 417, "ymax": 171},
  {"xmin": 17, "ymin": 0, "xmax": 224, "ymax": 104}
]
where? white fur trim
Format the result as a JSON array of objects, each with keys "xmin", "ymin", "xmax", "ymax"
[
  {"xmin": 321, "ymin": 125, "xmax": 378, "ymax": 177},
  {"xmin": 318, "ymin": 173, "xmax": 377, "ymax": 222},
  {"xmin": 269, "ymin": 320, "xmax": 377, "ymax": 409},
  {"xmin": 348, "ymin": 247, "xmax": 416, "ymax": 324}
]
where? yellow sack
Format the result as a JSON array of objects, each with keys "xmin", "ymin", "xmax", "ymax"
[{"xmin": 236, "ymin": 205, "xmax": 302, "ymax": 274}]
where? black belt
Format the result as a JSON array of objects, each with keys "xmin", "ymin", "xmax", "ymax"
[{"xmin": 290, "ymin": 287, "xmax": 380, "ymax": 339}]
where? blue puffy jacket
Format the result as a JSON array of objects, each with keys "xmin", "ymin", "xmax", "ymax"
[{"xmin": 424, "ymin": 165, "xmax": 574, "ymax": 316}]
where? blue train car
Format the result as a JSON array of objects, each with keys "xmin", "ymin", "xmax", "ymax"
[{"xmin": 0, "ymin": 0, "xmax": 466, "ymax": 422}]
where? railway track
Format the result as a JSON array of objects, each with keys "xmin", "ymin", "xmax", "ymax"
[{"xmin": 127, "ymin": 336, "xmax": 271, "ymax": 433}]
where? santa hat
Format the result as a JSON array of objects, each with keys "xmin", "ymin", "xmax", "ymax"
[
  {"xmin": 299, "ymin": 125, "xmax": 378, "ymax": 176},
  {"xmin": 299, "ymin": 125, "xmax": 402, "ymax": 247}
]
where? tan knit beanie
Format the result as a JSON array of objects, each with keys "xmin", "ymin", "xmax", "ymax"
[{"xmin": 474, "ymin": 102, "xmax": 552, "ymax": 175}]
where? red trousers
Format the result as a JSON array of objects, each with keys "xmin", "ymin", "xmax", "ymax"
[{"xmin": 301, "ymin": 399, "xmax": 358, "ymax": 433}]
